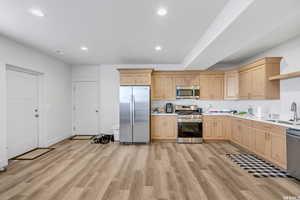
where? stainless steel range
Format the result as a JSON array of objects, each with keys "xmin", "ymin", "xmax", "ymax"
[{"xmin": 175, "ymin": 105, "xmax": 203, "ymax": 144}]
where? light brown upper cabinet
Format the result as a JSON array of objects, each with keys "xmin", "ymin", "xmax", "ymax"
[
  {"xmin": 152, "ymin": 71, "xmax": 199, "ymax": 100},
  {"xmin": 239, "ymin": 70, "xmax": 252, "ymax": 99},
  {"xmin": 224, "ymin": 71, "xmax": 239, "ymax": 100},
  {"xmin": 238, "ymin": 57, "xmax": 281, "ymax": 100},
  {"xmin": 152, "ymin": 74, "xmax": 175, "ymax": 100},
  {"xmin": 174, "ymin": 75, "xmax": 199, "ymax": 86},
  {"xmin": 118, "ymin": 69, "xmax": 152, "ymax": 86},
  {"xmin": 199, "ymin": 73, "xmax": 224, "ymax": 100}
]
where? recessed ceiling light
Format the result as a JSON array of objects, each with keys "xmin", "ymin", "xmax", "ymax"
[
  {"xmin": 157, "ymin": 8, "xmax": 167, "ymax": 16},
  {"xmin": 155, "ymin": 46, "xmax": 162, "ymax": 51},
  {"xmin": 28, "ymin": 8, "xmax": 45, "ymax": 17},
  {"xmin": 81, "ymin": 46, "xmax": 88, "ymax": 51}
]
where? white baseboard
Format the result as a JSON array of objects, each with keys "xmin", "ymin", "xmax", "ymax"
[
  {"xmin": 0, "ymin": 160, "xmax": 7, "ymax": 171},
  {"xmin": 46, "ymin": 134, "xmax": 72, "ymax": 147},
  {"xmin": 0, "ymin": 166, "xmax": 7, "ymax": 172}
]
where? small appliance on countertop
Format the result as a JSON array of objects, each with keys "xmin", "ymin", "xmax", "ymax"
[{"xmin": 165, "ymin": 103, "xmax": 174, "ymax": 113}]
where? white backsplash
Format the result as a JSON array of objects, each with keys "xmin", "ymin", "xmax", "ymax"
[
  {"xmin": 153, "ymin": 99, "xmax": 279, "ymax": 116},
  {"xmin": 152, "ymin": 98, "xmax": 297, "ymax": 121}
]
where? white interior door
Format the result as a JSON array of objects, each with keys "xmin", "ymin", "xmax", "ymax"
[
  {"xmin": 7, "ymin": 70, "xmax": 39, "ymax": 159},
  {"xmin": 73, "ymin": 82, "xmax": 99, "ymax": 135}
]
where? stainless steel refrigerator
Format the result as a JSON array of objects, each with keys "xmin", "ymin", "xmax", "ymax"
[{"xmin": 119, "ymin": 86, "xmax": 150, "ymax": 144}]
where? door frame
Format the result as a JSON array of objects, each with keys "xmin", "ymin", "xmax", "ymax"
[
  {"xmin": 72, "ymin": 81, "xmax": 100, "ymax": 135},
  {"xmin": 6, "ymin": 64, "xmax": 47, "ymax": 151}
]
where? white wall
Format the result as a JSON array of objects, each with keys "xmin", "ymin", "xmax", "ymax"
[
  {"xmin": 0, "ymin": 61, "xmax": 7, "ymax": 169},
  {"xmin": 71, "ymin": 35, "xmax": 300, "ymax": 142},
  {"xmin": 237, "ymin": 35, "xmax": 300, "ymax": 120},
  {"xmin": 71, "ymin": 64, "xmax": 195, "ymax": 138},
  {"xmin": 0, "ymin": 35, "xmax": 72, "ymax": 168}
]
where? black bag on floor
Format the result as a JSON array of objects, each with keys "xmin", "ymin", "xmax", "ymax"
[{"xmin": 92, "ymin": 134, "xmax": 114, "ymax": 144}]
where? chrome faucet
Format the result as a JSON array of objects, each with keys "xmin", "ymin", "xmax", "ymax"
[{"xmin": 290, "ymin": 102, "xmax": 299, "ymax": 122}]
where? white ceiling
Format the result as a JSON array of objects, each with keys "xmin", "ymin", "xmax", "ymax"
[
  {"xmin": 1, "ymin": 0, "xmax": 300, "ymax": 68},
  {"xmin": 184, "ymin": 0, "xmax": 300, "ymax": 69},
  {"xmin": 0, "ymin": 0, "xmax": 227, "ymax": 65},
  {"xmin": 219, "ymin": 12, "xmax": 300, "ymax": 64}
]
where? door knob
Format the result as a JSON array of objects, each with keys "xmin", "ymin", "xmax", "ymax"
[
  {"xmin": 35, "ymin": 114, "xmax": 39, "ymax": 118},
  {"xmin": 96, "ymin": 110, "xmax": 99, "ymax": 113}
]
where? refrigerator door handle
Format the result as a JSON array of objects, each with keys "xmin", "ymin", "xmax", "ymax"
[
  {"xmin": 130, "ymin": 95, "xmax": 133, "ymax": 127},
  {"xmin": 132, "ymin": 95, "xmax": 135, "ymax": 125}
]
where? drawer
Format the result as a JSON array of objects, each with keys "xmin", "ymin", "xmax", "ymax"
[
  {"xmin": 270, "ymin": 125, "xmax": 287, "ymax": 136},
  {"xmin": 252, "ymin": 121, "xmax": 272, "ymax": 131},
  {"xmin": 234, "ymin": 118, "xmax": 251, "ymax": 126}
]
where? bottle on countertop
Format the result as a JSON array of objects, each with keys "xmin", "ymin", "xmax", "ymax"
[
  {"xmin": 256, "ymin": 106, "xmax": 262, "ymax": 119},
  {"xmin": 248, "ymin": 105, "xmax": 254, "ymax": 115}
]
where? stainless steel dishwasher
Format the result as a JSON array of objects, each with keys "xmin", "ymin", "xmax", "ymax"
[{"xmin": 287, "ymin": 128, "xmax": 300, "ymax": 180}]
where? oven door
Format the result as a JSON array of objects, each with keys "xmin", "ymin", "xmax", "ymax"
[{"xmin": 177, "ymin": 121, "xmax": 203, "ymax": 138}]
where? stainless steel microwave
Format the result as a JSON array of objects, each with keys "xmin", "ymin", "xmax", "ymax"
[{"xmin": 176, "ymin": 86, "xmax": 200, "ymax": 99}]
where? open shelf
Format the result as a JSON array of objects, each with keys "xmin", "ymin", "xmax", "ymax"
[{"xmin": 269, "ymin": 71, "xmax": 300, "ymax": 81}]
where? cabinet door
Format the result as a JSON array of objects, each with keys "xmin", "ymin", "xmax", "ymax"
[
  {"xmin": 152, "ymin": 76, "xmax": 175, "ymax": 100},
  {"xmin": 134, "ymin": 75, "xmax": 151, "ymax": 85},
  {"xmin": 161, "ymin": 116, "xmax": 177, "ymax": 139},
  {"xmin": 174, "ymin": 75, "xmax": 199, "ymax": 87},
  {"xmin": 239, "ymin": 70, "xmax": 252, "ymax": 99},
  {"xmin": 232, "ymin": 120, "xmax": 242, "ymax": 144},
  {"xmin": 163, "ymin": 77, "xmax": 175, "ymax": 100},
  {"xmin": 190, "ymin": 75, "xmax": 200, "ymax": 86},
  {"xmin": 151, "ymin": 116, "xmax": 160, "ymax": 138},
  {"xmin": 204, "ymin": 117, "xmax": 224, "ymax": 139},
  {"xmin": 254, "ymin": 128, "xmax": 270, "ymax": 158},
  {"xmin": 213, "ymin": 118, "xmax": 224, "ymax": 138},
  {"xmin": 199, "ymin": 76, "xmax": 211, "ymax": 100},
  {"xmin": 222, "ymin": 117, "xmax": 232, "ymax": 140},
  {"xmin": 251, "ymin": 66, "xmax": 266, "ymax": 99},
  {"xmin": 224, "ymin": 71, "xmax": 239, "ymax": 100},
  {"xmin": 241, "ymin": 124, "xmax": 251, "ymax": 149},
  {"xmin": 200, "ymin": 75, "xmax": 224, "ymax": 100},
  {"xmin": 203, "ymin": 118, "xmax": 213, "ymax": 138},
  {"xmin": 151, "ymin": 116, "xmax": 176, "ymax": 140},
  {"xmin": 270, "ymin": 132, "xmax": 287, "ymax": 168},
  {"xmin": 212, "ymin": 77, "xmax": 224, "ymax": 100},
  {"xmin": 174, "ymin": 77, "xmax": 187, "ymax": 86},
  {"xmin": 152, "ymin": 76, "xmax": 165, "ymax": 100},
  {"xmin": 249, "ymin": 128, "xmax": 256, "ymax": 153}
]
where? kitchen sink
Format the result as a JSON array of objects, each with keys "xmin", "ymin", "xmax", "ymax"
[{"xmin": 266, "ymin": 119, "xmax": 300, "ymax": 126}]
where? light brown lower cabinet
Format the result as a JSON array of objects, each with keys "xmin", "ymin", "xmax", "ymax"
[
  {"xmin": 203, "ymin": 116, "xmax": 287, "ymax": 169},
  {"xmin": 203, "ymin": 116, "xmax": 224, "ymax": 140},
  {"xmin": 151, "ymin": 115, "xmax": 177, "ymax": 140},
  {"xmin": 231, "ymin": 119, "xmax": 242, "ymax": 144},
  {"xmin": 253, "ymin": 127, "xmax": 271, "ymax": 158},
  {"xmin": 269, "ymin": 127, "xmax": 287, "ymax": 168},
  {"xmin": 222, "ymin": 116, "xmax": 232, "ymax": 140}
]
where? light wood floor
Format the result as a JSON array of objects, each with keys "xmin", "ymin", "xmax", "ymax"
[{"xmin": 1, "ymin": 140, "xmax": 300, "ymax": 200}]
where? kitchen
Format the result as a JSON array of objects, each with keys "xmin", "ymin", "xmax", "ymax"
[{"xmin": 118, "ymin": 57, "xmax": 300, "ymax": 180}]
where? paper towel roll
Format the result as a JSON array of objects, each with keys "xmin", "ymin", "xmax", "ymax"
[{"xmin": 256, "ymin": 106, "xmax": 262, "ymax": 118}]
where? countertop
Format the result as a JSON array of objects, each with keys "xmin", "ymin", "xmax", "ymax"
[
  {"xmin": 203, "ymin": 113, "xmax": 300, "ymax": 130},
  {"xmin": 151, "ymin": 112, "xmax": 178, "ymax": 116},
  {"xmin": 151, "ymin": 112, "xmax": 300, "ymax": 130}
]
